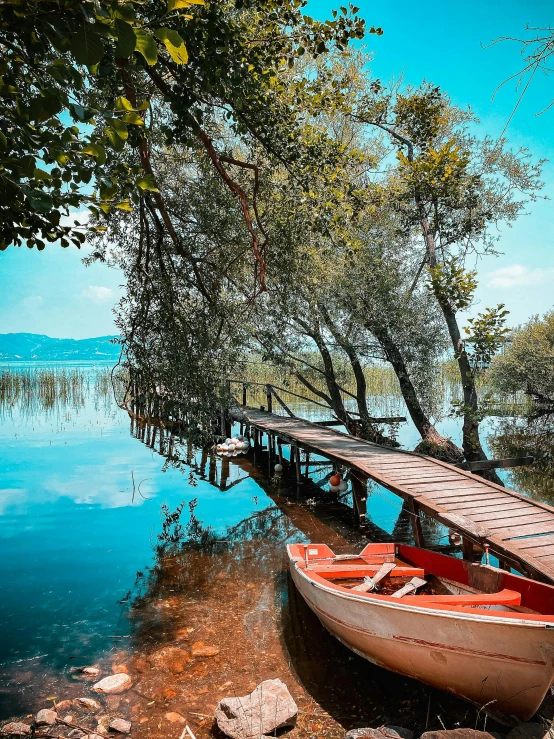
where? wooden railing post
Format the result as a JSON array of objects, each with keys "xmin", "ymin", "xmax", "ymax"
[
  {"xmin": 408, "ymin": 498, "xmax": 425, "ymax": 548},
  {"xmin": 266, "ymin": 384, "xmax": 273, "ymax": 413}
]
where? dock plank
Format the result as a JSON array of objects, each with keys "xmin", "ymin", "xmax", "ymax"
[{"xmin": 234, "ymin": 406, "xmax": 554, "ymax": 583}]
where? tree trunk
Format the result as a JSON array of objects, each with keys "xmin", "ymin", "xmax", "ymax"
[{"xmin": 370, "ymin": 320, "xmax": 463, "ymax": 463}]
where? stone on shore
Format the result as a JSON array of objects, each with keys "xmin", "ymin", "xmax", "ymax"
[
  {"xmin": 55, "ymin": 701, "xmax": 73, "ymax": 712},
  {"xmin": 345, "ymin": 728, "xmax": 413, "ymax": 739},
  {"xmin": 86, "ymin": 734, "xmax": 104, "ymax": 739},
  {"xmin": 93, "ymin": 674, "xmax": 132, "ymax": 695},
  {"xmin": 67, "ymin": 730, "xmax": 85, "ymax": 738},
  {"xmin": 149, "ymin": 646, "xmax": 189, "ymax": 674},
  {"xmin": 108, "ymin": 719, "xmax": 131, "ymax": 734},
  {"xmin": 421, "ymin": 731, "xmax": 498, "ymax": 739},
  {"xmin": 74, "ymin": 698, "xmax": 101, "ymax": 711},
  {"xmin": 214, "ymin": 678, "xmax": 297, "ymax": 739},
  {"xmin": 1, "ymin": 724, "xmax": 32, "ymax": 736},
  {"xmin": 507, "ymin": 726, "xmax": 554, "ymax": 739},
  {"xmin": 36, "ymin": 709, "xmax": 58, "ymax": 726}
]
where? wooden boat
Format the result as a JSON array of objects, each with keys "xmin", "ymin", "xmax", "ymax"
[{"xmin": 287, "ymin": 542, "xmax": 554, "ymax": 724}]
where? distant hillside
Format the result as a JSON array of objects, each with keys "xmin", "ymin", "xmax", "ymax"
[{"xmin": 0, "ymin": 333, "xmax": 120, "ymax": 361}]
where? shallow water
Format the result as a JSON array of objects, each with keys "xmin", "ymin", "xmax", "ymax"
[{"xmin": 0, "ymin": 364, "xmax": 552, "ymax": 735}]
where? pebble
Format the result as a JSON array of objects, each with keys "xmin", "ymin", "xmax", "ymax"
[
  {"xmin": 86, "ymin": 735, "xmax": 104, "ymax": 739},
  {"xmin": 164, "ymin": 713, "xmax": 186, "ymax": 724},
  {"xmin": 345, "ymin": 729, "xmax": 413, "ymax": 739},
  {"xmin": 55, "ymin": 701, "xmax": 73, "ymax": 712},
  {"xmin": 108, "ymin": 719, "xmax": 131, "ymax": 735},
  {"xmin": 81, "ymin": 666, "xmax": 101, "ymax": 677},
  {"xmin": 93, "ymin": 674, "xmax": 132, "ymax": 695},
  {"xmin": 67, "ymin": 731, "xmax": 85, "ymax": 739},
  {"xmin": 191, "ymin": 641, "xmax": 220, "ymax": 657},
  {"xmin": 63, "ymin": 716, "xmax": 74, "ymax": 724},
  {"xmin": 36, "ymin": 710, "xmax": 57, "ymax": 727},
  {"xmin": 1, "ymin": 725, "xmax": 32, "ymax": 737},
  {"xmin": 421, "ymin": 731, "xmax": 497, "ymax": 739},
  {"xmin": 111, "ymin": 664, "xmax": 129, "ymax": 674},
  {"xmin": 74, "ymin": 698, "xmax": 101, "ymax": 712}
]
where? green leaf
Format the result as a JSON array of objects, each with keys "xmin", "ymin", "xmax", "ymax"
[
  {"xmin": 168, "ymin": 0, "xmax": 204, "ymax": 8},
  {"xmin": 33, "ymin": 168, "xmax": 52, "ymax": 180},
  {"xmin": 115, "ymin": 19, "xmax": 137, "ymax": 58},
  {"xmin": 115, "ymin": 200, "xmax": 133, "ymax": 211},
  {"xmin": 105, "ymin": 126, "xmax": 125, "ymax": 151},
  {"xmin": 110, "ymin": 119, "xmax": 129, "ymax": 140},
  {"xmin": 70, "ymin": 103, "xmax": 95, "ymax": 122},
  {"xmin": 70, "ymin": 25, "xmax": 105, "ymax": 66},
  {"xmin": 99, "ymin": 178, "xmax": 118, "ymax": 199},
  {"xmin": 122, "ymin": 111, "xmax": 144, "ymax": 126},
  {"xmin": 27, "ymin": 189, "xmax": 53, "ymax": 213},
  {"xmin": 115, "ymin": 96, "xmax": 134, "ymax": 111},
  {"xmin": 136, "ymin": 174, "xmax": 159, "ymax": 192},
  {"xmin": 154, "ymin": 27, "xmax": 188, "ymax": 64},
  {"xmin": 134, "ymin": 29, "xmax": 157, "ymax": 66}
]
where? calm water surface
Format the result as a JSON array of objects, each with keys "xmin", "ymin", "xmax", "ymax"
[{"xmin": 0, "ymin": 363, "xmax": 549, "ymax": 727}]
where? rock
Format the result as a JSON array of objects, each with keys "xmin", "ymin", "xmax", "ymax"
[
  {"xmin": 191, "ymin": 642, "xmax": 220, "ymax": 658},
  {"xmin": 214, "ymin": 678, "xmax": 297, "ymax": 739},
  {"xmin": 74, "ymin": 698, "xmax": 101, "ymax": 712},
  {"xmin": 86, "ymin": 734, "xmax": 105, "ymax": 739},
  {"xmin": 108, "ymin": 719, "xmax": 131, "ymax": 735},
  {"xmin": 55, "ymin": 701, "xmax": 73, "ymax": 712},
  {"xmin": 507, "ymin": 727, "xmax": 554, "ymax": 739},
  {"xmin": 422, "ymin": 732, "xmax": 497, "ymax": 739},
  {"xmin": 345, "ymin": 729, "xmax": 413, "ymax": 739},
  {"xmin": 1, "ymin": 724, "xmax": 32, "ymax": 736},
  {"xmin": 36, "ymin": 710, "xmax": 58, "ymax": 727},
  {"xmin": 93, "ymin": 674, "xmax": 132, "ymax": 695},
  {"xmin": 63, "ymin": 716, "xmax": 74, "ymax": 724},
  {"xmin": 164, "ymin": 713, "xmax": 186, "ymax": 725},
  {"xmin": 105, "ymin": 696, "xmax": 121, "ymax": 711},
  {"xmin": 111, "ymin": 664, "xmax": 129, "ymax": 675},
  {"xmin": 67, "ymin": 731, "xmax": 85, "ymax": 739},
  {"xmin": 81, "ymin": 667, "xmax": 101, "ymax": 677},
  {"xmin": 149, "ymin": 646, "xmax": 189, "ymax": 674}
]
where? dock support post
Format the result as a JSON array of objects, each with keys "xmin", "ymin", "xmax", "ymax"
[
  {"xmin": 462, "ymin": 536, "xmax": 473, "ymax": 561},
  {"xmin": 408, "ymin": 498, "xmax": 425, "ymax": 548},
  {"xmin": 294, "ymin": 445, "xmax": 302, "ymax": 484},
  {"xmin": 351, "ymin": 473, "xmax": 368, "ymax": 530},
  {"xmin": 277, "ymin": 439, "xmax": 283, "ymax": 465},
  {"xmin": 266, "ymin": 385, "xmax": 273, "ymax": 414},
  {"xmin": 305, "ymin": 452, "xmax": 310, "ymax": 479},
  {"xmin": 242, "ymin": 384, "xmax": 247, "ymax": 407}
]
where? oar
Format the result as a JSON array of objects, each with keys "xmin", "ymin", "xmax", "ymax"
[
  {"xmin": 391, "ymin": 577, "xmax": 427, "ymax": 599},
  {"xmin": 352, "ymin": 562, "xmax": 396, "ymax": 592}
]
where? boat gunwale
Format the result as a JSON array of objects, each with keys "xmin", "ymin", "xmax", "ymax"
[{"xmin": 287, "ymin": 545, "xmax": 554, "ymax": 626}]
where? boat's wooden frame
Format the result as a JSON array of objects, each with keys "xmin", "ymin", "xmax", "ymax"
[{"xmin": 288, "ymin": 542, "xmax": 554, "ymax": 724}]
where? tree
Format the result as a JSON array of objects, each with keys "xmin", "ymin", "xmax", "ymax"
[
  {"xmin": 349, "ymin": 83, "xmax": 543, "ymax": 476},
  {"xmin": 488, "ymin": 311, "xmax": 554, "ymax": 406},
  {"xmin": 1, "ymin": 0, "xmax": 373, "ymax": 272}
]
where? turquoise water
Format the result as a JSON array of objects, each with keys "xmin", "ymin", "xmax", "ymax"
[{"xmin": 0, "ymin": 363, "xmax": 537, "ymax": 719}]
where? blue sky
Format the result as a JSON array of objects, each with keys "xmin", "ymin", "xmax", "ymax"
[{"xmin": 1, "ymin": 0, "xmax": 552, "ymax": 339}]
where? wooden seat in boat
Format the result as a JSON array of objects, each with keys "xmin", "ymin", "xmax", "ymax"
[{"xmin": 410, "ymin": 589, "xmax": 522, "ymax": 607}]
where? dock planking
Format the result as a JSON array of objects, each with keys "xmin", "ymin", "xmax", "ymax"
[{"xmin": 234, "ymin": 406, "xmax": 554, "ymax": 583}]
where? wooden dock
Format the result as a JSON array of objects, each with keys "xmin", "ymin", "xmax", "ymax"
[{"xmin": 233, "ymin": 406, "xmax": 554, "ymax": 584}]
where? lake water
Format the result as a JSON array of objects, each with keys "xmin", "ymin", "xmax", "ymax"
[{"xmin": 0, "ymin": 363, "xmax": 551, "ymax": 735}]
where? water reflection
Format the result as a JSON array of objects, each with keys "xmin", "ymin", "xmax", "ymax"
[{"xmin": 489, "ymin": 412, "xmax": 554, "ymax": 501}]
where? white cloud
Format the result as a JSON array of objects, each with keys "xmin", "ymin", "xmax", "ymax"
[
  {"xmin": 22, "ymin": 295, "xmax": 44, "ymax": 308},
  {"xmin": 487, "ymin": 264, "xmax": 554, "ymax": 288},
  {"xmin": 82, "ymin": 285, "xmax": 114, "ymax": 303}
]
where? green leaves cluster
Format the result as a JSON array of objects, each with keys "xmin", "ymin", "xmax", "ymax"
[
  {"xmin": 428, "ymin": 259, "xmax": 478, "ymax": 312},
  {"xmin": 465, "ymin": 304, "xmax": 510, "ymax": 367}
]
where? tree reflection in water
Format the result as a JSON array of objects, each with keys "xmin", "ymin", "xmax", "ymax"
[{"xmin": 489, "ymin": 412, "xmax": 554, "ymax": 502}]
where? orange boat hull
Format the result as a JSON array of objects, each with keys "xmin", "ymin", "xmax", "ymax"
[{"xmin": 288, "ymin": 547, "xmax": 554, "ymax": 724}]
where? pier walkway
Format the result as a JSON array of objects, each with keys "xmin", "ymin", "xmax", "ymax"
[{"xmin": 234, "ymin": 406, "xmax": 554, "ymax": 584}]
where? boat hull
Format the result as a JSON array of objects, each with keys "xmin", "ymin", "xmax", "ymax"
[{"xmin": 289, "ymin": 561, "xmax": 554, "ymax": 724}]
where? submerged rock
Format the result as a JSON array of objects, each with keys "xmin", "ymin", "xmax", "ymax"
[
  {"xmin": 93, "ymin": 674, "xmax": 132, "ymax": 695},
  {"xmin": 1, "ymin": 724, "xmax": 32, "ymax": 736},
  {"xmin": 74, "ymin": 698, "xmax": 101, "ymax": 711},
  {"xmin": 421, "ymin": 732, "xmax": 497, "ymax": 739},
  {"xmin": 55, "ymin": 701, "xmax": 73, "ymax": 712},
  {"xmin": 214, "ymin": 678, "xmax": 297, "ymax": 739},
  {"xmin": 67, "ymin": 730, "xmax": 85, "ymax": 738},
  {"xmin": 149, "ymin": 646, "xmax": 189, "ymax": 674},
  {"xmin": 36, "ymin": 710, "xmax": 57, "ymax": 727},
  {"xmin": 108, "ymin": 719, "xmax": 131, "ymax": 735},
  {"xmin": 164, "ymin": 713, "xmax": 186, "ymax": 725},
  {"xmin": 190, "ymin": 642, "xmax": 220, "ymax": 658},
  {"xmin": 81, "ymin": 667, "xmax": 101, "ymax": 677},
  {"xmin": 345, "ymin": 728, "xmax": 413, "ymax": 739}
]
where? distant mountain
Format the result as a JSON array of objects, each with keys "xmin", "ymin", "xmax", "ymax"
[{"xmin": 0, "ymin": 333, "xmax": 121, "ymax": 361}]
